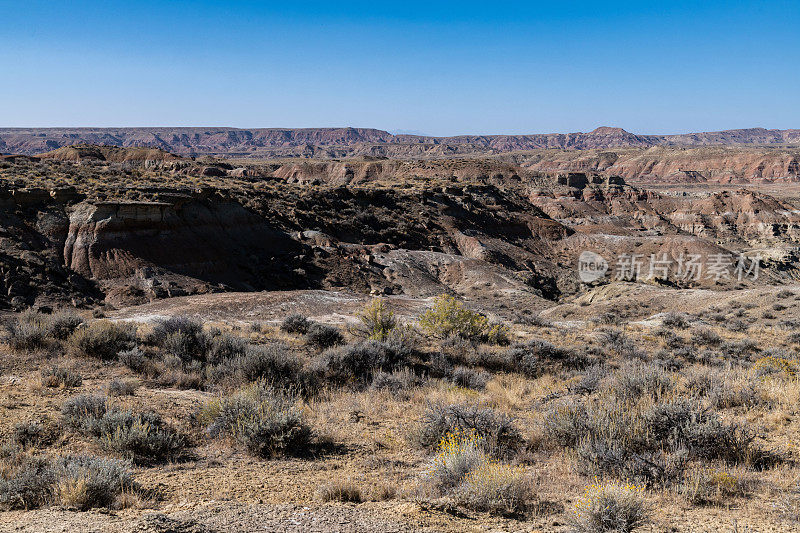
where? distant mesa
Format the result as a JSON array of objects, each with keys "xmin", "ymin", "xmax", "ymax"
[
  {"xmin": 590, "ymin": 126, "xmax": 630, "ymax": 135},
  {"xmin": 1, "ymin": 125, "xmax": 799, "ymax": 158}
]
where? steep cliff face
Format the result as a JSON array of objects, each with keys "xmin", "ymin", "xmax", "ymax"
[
  {"xmin": 662, "ymin": 190, "xmax": 800, "ymax": 243},
  {"xmin": 0, "ymin": 188, "xmax": 100, "ymax": 309},
  {"xmin": 63, "ymin": 197, "xmax": 304, "ymax": 304}
]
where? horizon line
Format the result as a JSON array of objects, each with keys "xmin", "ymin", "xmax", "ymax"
[{"xmin": 0, "ymin": 125, "xmax": 797, "ymax": 138}]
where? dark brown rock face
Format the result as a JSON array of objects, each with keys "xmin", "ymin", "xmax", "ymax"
[{"xmin": 63, "ymin": 198, "xmax": 303, "ymax": 293}]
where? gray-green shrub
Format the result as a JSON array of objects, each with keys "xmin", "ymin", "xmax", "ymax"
[
  {"xmin": 200, "ymin": 381, "xmax": 312, "ymax": 458},
  {"xmin": 305, "ymin": 323, "xmax": 344, "ymax": 349},
  {"xmin": 281, "ymin": 314, "xmax": 311, "ymax": 335},
  {"xmin": 413, "ymin": 402, "xmax": 522, "ymax": 454},
  {"xmin": 66, "ymin": 320, "xmax": 137, "ymax": 361}
]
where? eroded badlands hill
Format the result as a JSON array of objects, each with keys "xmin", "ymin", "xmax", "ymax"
[
  {"xmin": 0, "ymin": 147, "xmax": 798, "ymax": 313},
  {"xmin": 516, "ymin": 145, "xmax": 800, "ymax": 183}
]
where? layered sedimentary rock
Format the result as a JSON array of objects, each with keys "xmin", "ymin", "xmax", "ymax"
[
  {"xmin": 531, "ymin": 176, "xmax": 800, "ymax": 245},
  {"xmin": 63, "ymin": 196, "xmax": 303, "ymax": 304},
  {"xmin": 3, "ymin": 126, "xmax": 800, "ymax": 159},
  {"xmin": 22, "ymin": 142, "xmax": 800, "ymax": 184},
  {"xmin": 520, "ymin": 146, "xmax": 800, "ymax": 182}
]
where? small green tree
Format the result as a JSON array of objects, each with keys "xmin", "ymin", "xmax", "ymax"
[
  {"xmin": 419, "ymin": 295, "xmax": 492, "ymax": 340},
  {"xmin": 356, "ymin": 298, "xmax": 397, "ymax": 341}
]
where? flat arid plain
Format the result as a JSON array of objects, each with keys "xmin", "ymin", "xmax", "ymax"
[{"xmin": 1, "ymin": 127, "xmax": 800, "ymax": 532}]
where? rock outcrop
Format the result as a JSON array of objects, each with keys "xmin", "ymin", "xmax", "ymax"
[
  {"xmin": 521, "ymin": 146, "xmax": 800, "ymax": 182},
  {"xmin": 63, "ymin": 197, "xmax": 304, "ymax": 304}
]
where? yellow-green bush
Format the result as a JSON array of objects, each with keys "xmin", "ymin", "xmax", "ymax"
[
  {"xmin": 424, "ymin": 430, "xmax": 488, "ymax": 493},
  {"xmin": 752, "ymin": 356, "xmax": 798, "ymax": 378},
  {"xmin": 419, "ymin": 294, "xmax": 508, "ymax": 344},
  {"xmin": 421, "ymin": 429, "xmax": 530, "ymax": 514},
  {"xmin": 355, "ymin": 298, "xmax": 396, "ymax": 341}
]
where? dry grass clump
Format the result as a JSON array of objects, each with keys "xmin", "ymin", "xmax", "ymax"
[
  {"xmin": 661, "ymin": 312, "xmax": 690, "ymax": 330},
  {"xmin": 500, "ymin": 338, "xmax": 585, "ymax": 377},
  {"xmin": 53, "ymin": 455, "xmax": 138, "ymax": 510},
  {"xmin": 40, "ymin": 365, "xmax": 82, "ymax": 389},
  {"xmin": 596, "ymin": 329, "xmax": 640, "ymax": 357},
  {"xmin": 569, "ymin": 480, "xmax": 650, "ymax": 533},
  {"xmin": 590, "ymin": 312, "xmax": 623, "ymax": 326},
  {"xmin": 726, "ymin": 319, "xmax": 750, "ymax": 333},
  {"xmin": 311, "ymin": 338, "xmax": 417, "ymax": 388},
  {"xmin": 777, "ymin": 479, "xmax": 800, "ymax": 524},
  {"xmin": 200, "ymin": 381, "xmax": 312, "ymax": 458},
  {"xmin": 46, "ymin": 310, "xmax": 85, "ymax": 340},
  {"xmin": 12, "ymin": 421, "xmax": 60, "ymax": 449},
  {"xmin": 370, "ymin": 367, "xmax": 422, "ymax": 393},
  {"xmin": 7, "ymin": 310, "xmax": 53, "ymax": 352},
  {"xmin": 8, "ymin": 309, "xmax": 86, "ymax": 353},
  {"xmin": 680, "ymin": 466, "xmax": 755, "ymax": 505},
  {"xmin": 132, "ymin": 317, "xmax": 306, "ymax": 390},
  {"xmin": 0, "ymin": 451, "xmax": 54, "ymax": 509},
  {"xmin": 454, "ymin": 461, "xmax": 531, "ymax": 515},
  {"xmin": 280, "ymin": 314, "xmax": 311, "ymax": 335},
  {"xmin": 61, "ymin": 394, "xmax": 108, "ymax": 429},
  {"xmin": 209, "ymin": 342, "xmax": 303, "ymax": 386},
  {"xmin": 604, "ymin": 360, "xmax": 674, "ymax": 402},
  {"xmin": 691, "ymin": 327, "xmax": 722, "ymax": 347},
  {"xmin": 152, "ymin": 316, "xmax": 210, "ymax": 362},
  {"xmin": 449, "ymin": 366, "xmax": 490, "ymax": 390},
  {"xmin": 96, "ymin": 410, "xmax": 185, "ymax": 465},
  {"xmin": 117, "ymin": 347, "xmax": 149, "ymax": 372},
  {"xmin": 315, "ymin": 480, "xmax": 363, "ymax": 502},
  {"xmin": 544, "ymin": 388, "xmax": 759, "ymax": 488},
  {"xmin": 107, "ymin": 379, "xmax": 139, "ymax": 397},
  {"xmin": 305, "ymin": 323, "xmax": 344, "ymax": 350},
  {"xmin": 701, "ymin": 370, "xmax": 762, "ymax": 409}
]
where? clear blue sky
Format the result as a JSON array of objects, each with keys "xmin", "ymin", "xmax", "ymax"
[{"xmin": 1, "ymin": 1, "xmax": 797, "ymax": 136}]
